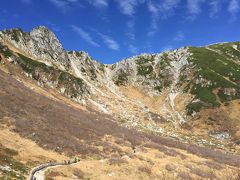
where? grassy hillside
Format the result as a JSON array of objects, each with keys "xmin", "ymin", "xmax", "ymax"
[{"xmin": 186, "ymin": 44, "xmax": 240, "ymax": 114}]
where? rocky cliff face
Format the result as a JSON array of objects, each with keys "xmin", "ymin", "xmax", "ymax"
[
  {"xmin": 1, "ymin": 26, "xmax": 240, "ymax": 147},
  {"xmin": 111, "ymin": 48, "xmax": 191, "ymax": 96},
  {"xmin": 0, "ymin": 26, "xmax": 69, "ymax": 70}
]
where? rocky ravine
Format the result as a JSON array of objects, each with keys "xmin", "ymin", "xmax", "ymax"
[{"xmin": 0, "ymin": 26, "xmax": 240, "ymax": 152}]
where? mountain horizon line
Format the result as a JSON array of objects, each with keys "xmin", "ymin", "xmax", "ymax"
[{"xmin": 1, "ymin": 25, "xmax": 239, "ymax": 65}]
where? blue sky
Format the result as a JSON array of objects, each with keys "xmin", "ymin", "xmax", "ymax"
[{"xmin": 0, "ymin": 0, "xmax": 240, "ymax": 63}]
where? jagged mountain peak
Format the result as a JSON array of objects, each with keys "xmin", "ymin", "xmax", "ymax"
[
  {"xmin": 29, "ymin": 26, "xmax": 64, "ymax": 51},
  {"xmin": 30, "ymin": 25, "xmax": 62, "ymax": 47},
  {"xmin": 2, "ymin": 27, "xmax": 24, "ymax": 33},
  {"xmin": 30, "ymin": 25, "xmax": 58, "ymax": 38},
  {"xmin": 0, "ymin": 26, "xmax": 70, "ymax": 70},
  {"xmin": 31, "ymin": 25, "xmax": 51, "ymax": 32},
  {"xmin": 0, "ymin": 27, "xmax": 25, "ymax": 42}
]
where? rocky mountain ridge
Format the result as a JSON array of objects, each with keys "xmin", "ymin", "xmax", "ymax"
[{"xmin": 0, "ymin": 26, "xmax": 240, "ymax": 149}]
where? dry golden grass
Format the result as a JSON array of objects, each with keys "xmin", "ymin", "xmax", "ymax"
[{"xmin": 0, "ymin": 61, "xmax": 239, "ymax": 179}]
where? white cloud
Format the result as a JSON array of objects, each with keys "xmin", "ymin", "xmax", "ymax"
[
  {"xmin": 114, "ymin": 0, "xmax": 143, "ymax": 51},
  {"xmin": 228, "ymin": 0, "xmax": 240, "ymax": 15},
  {"xmin": 46, "ymin": 22, "xmax": 60, "ymax": 32},
  {"xmin": 147, "ymin": 0, "xmax": 180, "ymax": 36},
  {"xmin": 148, "ymin": 0, "xmax": 159, "ymax": 15},
  {"xmin": 147, "ymin": 1, "xmax": 159, "ymax": 36},
  {"xmin": 71, "ymin": 25, "xmax": 100, "ymax": 47},
  {"xmin": 160, "ymin": 0, "xmax": 181, "ymax": 15},
  {"xmin": 49, "ymin": 0, "xmax": 79, "ymax": 12},
  {"xmin": 49, "ymin": 0, "xmax": 69, "ymax": 12},
  {"xmin": 87, "ymin": 0, "xmax": 109, "ymax": 8},
  {"xmin": 147, "ymin": 18, "xmax": 158, "ymax": 36},
  {"xmin": 126, "ymin": 19, "xmax": 136, "ymax": 41},
  {"xmin": 128, "ymin": 44, "xmax": 138, "ymax": 54},
  {"xmin": 147, "ymin": 0, "xmax": 159, "ymax": 33},
  {"xmin": 98, "ymin": 33, "xmax": 120, "ymax": 50},
  {"xmin": 209, "ymin": 0, "xmax": 222, "ymax": 18},
  {"xmin": 187, "ymin": 0, "xmax": 206, "ymax": 20},
  {"xmin": 115, "ymin": 0, "xmax": 144, "ymax": 16},
  {"xmin": 173, "ymin": 31, "xmax": 184, "ymax": 41},
  {"xmin": 148, "ymin": 0, "xmax": 180, "ymax": 18}
]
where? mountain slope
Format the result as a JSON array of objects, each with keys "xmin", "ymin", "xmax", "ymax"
[
  {"xmin": 0, "ymin": 26, "xmax": 240, "ymax": 152},
  {"xmin": 0, "ymin": 67, "xmax": 239, "ymax": 179},
  {"xmin": 0, "ymin": 26, "xmax": 240, "ymax": 179}
]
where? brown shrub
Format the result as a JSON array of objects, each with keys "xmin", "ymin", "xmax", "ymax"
[
  {"xmin": 204, "ymin": 161, "xmax": 223, "ymax": 170},
  {"xmin": 193, "ymin": 170, "xmax": 216, "ymax": 179},
  {"xmin": 147, "ymin": 134, "xmax": 240, "ymax": 167},
  {"xmin": 155, "ymin": 153, "xmax": 165, "ymax": 159},
  {"xmin": 108, "ymin": 154, "xmax": 127, "ymax": 165},
  {"xmin": 137, "ymin": 155, "xmax": 145, "ymax": 161},
  {"xmin": 147, "ymin": 143, "xmax": 183, "ymax": 157},
  {"xmin": 228, "ymin": 171, "xmax": 240, "ymax": 180},
  {"xmin": 45, "ymin": 178, "xmax": 54, "ymax": 180},
  {"xmin": 165, "ymin": 164, "xmax": 176, "ymax": 171},
  {"xmin": 236, "ymin": 171, "xmax": 240, "ymax": 180},
  {"xmin": 45, "ymin": 170, "xmax": 62, "ymax": 179},
  {"xmin": 179, "ymin": 153, "xmax": 188, "ymax": 160},
  {"xmin": 0, "ymin": 69, "xmax": 147, "ymax": 157},
  {"xmin": 138, "ymin": 166, "xmax": 152, "ymax": 175},
  {"xmin": 185, "ymin": 164, "xmax": 216, "ymax": 179},
  {"xmin": 146, "ymin": 158, "xmax": 154, "ymax": 165},
  {"xmin": 184, "ymin": 164, "xmax": 194, "ymax": 170},
  {"xmin": 177, "ymin": 171, "xmax": 192, "ymax": 180},
  {"xmin": 73, "ymin": 169, "xmax": 84, "ymax": 179}
]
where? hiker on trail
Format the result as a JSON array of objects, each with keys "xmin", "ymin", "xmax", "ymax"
[
  {"xmin": 74, "ymin": 156, "xmax": 80, "ymax": 163},
  {"xmin": 133, "ymin": 146, "xmax": 136, "ymax": 153}
]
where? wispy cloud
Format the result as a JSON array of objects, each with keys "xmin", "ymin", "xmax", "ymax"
[
  {"xmin": 87, "ymin": 0, "xmax": 109, "ymax": 8},
  {"xmin": 228, "ymin": 0, "xmax": 240, "ymax": 16},
  {"xmin": 147, "ymin": 1, "xmax": 160, "ymax": 36},
  {"xmin": 71, "ymin": 25, "xmax": 100, "ymax": 47},
  {"xmin": 49, "ymin": 0, "xmax": 80, "ymax": 12},
  {"xmin": 98, "ymin": 33, "xmax": 120, "ymax": 50},
  {"xmin": 46, "ymin": 22, "xmax": 60, "ymax": 32},
  {"xmin": 209, "ymin": 0, "xmax": 222, "ymax": 18},
  {"xmin": 147, "ymin": 0, "xmax": 180, "ymax": 36},
  {"xmin": 126, "ymin": 19, "xmax": 136, "ymax": 41},
  {"xmin": 173, "ymin": 31, "xmax": 185, "ymax": 41},
  {"xmin": 114, "ymin": 0, "xmax": 144, "ymax": 54},
  {"xmin": 126, "ymin": 19, "xmax": 138, "ymax": 53},
  {"xmin": 159, "ymin": 0, "xmax": 181, "ymax": 17},
  {"xmin": 147, "ymin": 0, "xmax": 180, "ymax": 18},
  {"xmin": 128, "ymin": 44, "xmax": 138, "ymax": 54},
  {"xmin": 49, "ymin": 0, "xmax": 68, "ymax": 11},
  {"xmin": 187, "ymin": 0, "xmax": 206, "ymax": 20},
  {"xmin": 115, "ymin": 0, "xmax": 143, "ymax": 16}
]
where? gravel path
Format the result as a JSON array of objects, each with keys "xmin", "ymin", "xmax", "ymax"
[{"xmin": 29, "ymin": 159, "xmax": 79, "ymax": 180}]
